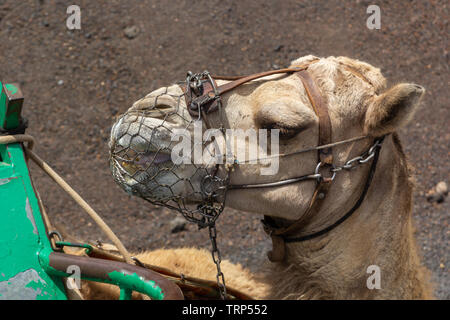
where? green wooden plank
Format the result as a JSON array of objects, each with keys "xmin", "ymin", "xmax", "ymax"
[
  {"xmin": 0, "ymin": 143, "xmax": 67, "ymax": 300},
  {"xmin": 0, "ymin": 81, "xmax": 67, "ymax": 299},
  {"xmin": 0, "ymin": 82, "xmax": 23, "ymax": 130}
]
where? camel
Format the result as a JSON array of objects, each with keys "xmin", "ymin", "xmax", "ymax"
[{"xmin": 83, "ymin": 55, "xmax": 433, "ymax": 299}]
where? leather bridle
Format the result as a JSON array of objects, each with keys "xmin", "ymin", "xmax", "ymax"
[{"xmin": 183, "ymin": 59, "xmax": 385, "ymax": 261}]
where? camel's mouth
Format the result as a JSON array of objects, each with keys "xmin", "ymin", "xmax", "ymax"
[
  {"xmin": 108, "ymin": 84, "xmax": 228, "ymax": 225},
  {"xmin": 108, "ymin": 111, "xmax": 211, "ymax": 206},
  {"xmin": 118, "ymin": 150, "xmax": 173, "ymax": 176},
  {"xmin": 108, "ymin": 113, "xmax": 175, "ymax": 196},
  {"xmin": 110, "ymin": 146, "xmax": 174, "ymax": 195}
]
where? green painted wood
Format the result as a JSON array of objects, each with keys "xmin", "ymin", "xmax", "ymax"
[
  {"xmin": 0, "ymin": 82, "xmax": 67, "ymax": 300},
  {"xmin": 0, "ymin": 82, "xmax": 23, "ymax": 130}
]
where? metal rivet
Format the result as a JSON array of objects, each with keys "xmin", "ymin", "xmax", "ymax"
[{"xmin": 318, "ymin": 192, "xmax": 325, "ymax": 199}]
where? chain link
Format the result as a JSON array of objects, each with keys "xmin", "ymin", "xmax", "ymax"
[
  {"xmin": 203, "ymin": 139, "xmax": 383, "ymax": 301},
  {"xmin": 208, "ymin": 223, "xmax": 227, "ymax": 300},
  {"xmin": 186, "ymin": 71, "xmax": 207, "ymax": 95},
  {"xmin": 331, "ymin": 139, "xmax": 382, "ymax": 173}
]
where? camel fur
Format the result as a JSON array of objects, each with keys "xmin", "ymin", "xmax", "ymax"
[{"xmin": 87, "ymin": 55, "xmax": 433, "ymax": 299}]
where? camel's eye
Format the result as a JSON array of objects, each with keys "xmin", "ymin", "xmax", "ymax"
[
  {"xmin": 255, "ymin": 100, "xmax": 317, "ymax": 141},
  {"xmin": 260, "ymin": 122, "xmax": 310, "ymax": 140}
]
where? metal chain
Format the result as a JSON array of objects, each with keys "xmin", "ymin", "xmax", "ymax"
[
  {"xmin": 208, "ymin": 223, "xmax": 227, "ymax": 300},
  {"xmin": 331, "ymin": 138, "xmax": 383, "ymax": 173}
]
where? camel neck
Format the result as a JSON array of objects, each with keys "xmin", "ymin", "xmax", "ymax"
[{"xmin": 264, "ymin": 134, "xmax": 433, "ymax": 299}]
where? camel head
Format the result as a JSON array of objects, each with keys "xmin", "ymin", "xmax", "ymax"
[{"xmin": 109, "ymin": 55, "xmax": 424, "ymax": 223}]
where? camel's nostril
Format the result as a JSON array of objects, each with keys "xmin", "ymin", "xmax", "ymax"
[
  {"xmin": 413, "ymin": 84, "xmax": 425, "ymax": 93},
  {"xmin": 156, "ymin": 104, "xmax": 173, "ymax": 110},
  {"xmin": 109, "ymin": 83, "xmax": 222, "ymax": 222},
  {"xmin": 131, "ymin": 93, "xmax": 178, "ymax": 118},
  {"xmin": 135, "ymin": 151, "xmax": 172, "ymax": 166}
]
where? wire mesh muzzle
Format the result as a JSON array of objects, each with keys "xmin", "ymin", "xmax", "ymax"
[{"xmin": 109, "ymin": 85, "xmax": 228, "ymax": 228}]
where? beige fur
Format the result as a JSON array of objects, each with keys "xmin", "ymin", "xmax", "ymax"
[
  {"xmin": 364, "ymin": 83, "xmax": 424, "ymax": 136},
  {"xmin": 80, "ymin": 248, "xmax": 269, "ymax": 299},
  {"xmin": 95, "ymin": 56, "xmax": 433, "ymax": 299}
]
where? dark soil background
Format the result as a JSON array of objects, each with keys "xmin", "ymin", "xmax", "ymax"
[{"xmin": 0, "ymin": 0, "xmax": 448, "ymax": 299}]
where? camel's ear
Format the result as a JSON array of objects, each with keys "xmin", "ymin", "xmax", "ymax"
[{"xmin": 364, "ymin": 83, "xmax": 424, "ymax": 136}]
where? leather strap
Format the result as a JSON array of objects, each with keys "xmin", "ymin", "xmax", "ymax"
[
  {"xmin": 184, "ymin": 64, "xmax": 335, "ymax": 262},
  {"xmin": 184, "ymin": 61, "xmax": 320, "ymax": 118},
  {"xmin": 296, "ymin": 70, "xmax": 333, "ymax": 166},
  {"xmin": 181, "ymin": 61, "xmax": 384, "ymax": 264},
  {"xmin": 262, "ymin": 136, "xmax": 383, "ymax": 256},
  {"xmin": 215, "ymin": 67, "xmax": 308, "ymax": 95},
  {"xmin": 261, "ymin": 69, "xmax": 334, "ymax": 261},
  {"xmin": 284, "ymin": 137, "xmax": 383, "ymax": 242}
]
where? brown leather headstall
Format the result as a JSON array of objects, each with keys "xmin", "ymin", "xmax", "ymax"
[{"xmin": 180, "ymin": 60, "xmax": 383, "ymax": 262}]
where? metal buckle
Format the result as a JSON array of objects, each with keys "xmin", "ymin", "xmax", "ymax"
[
  {"xmin": 187, "ymin": 70, "xmax": 222, "ymax": 120},
  {"xmin": 315, "ymin": 161, "xmax": 336, "ymax": 182},
  {"xmin": 200, "ymin": 174, "xmax": 226, "ymax": 199}
]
